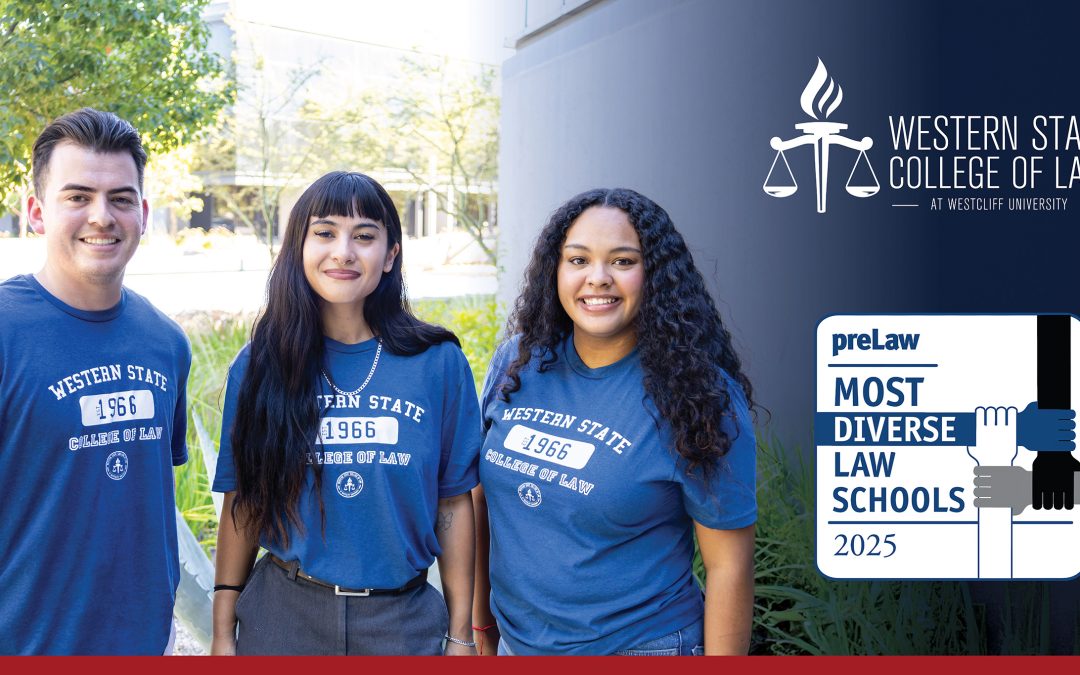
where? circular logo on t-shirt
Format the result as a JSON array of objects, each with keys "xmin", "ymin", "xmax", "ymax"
[
  {"xmin": 106, "ymin": 451, "xmax": 128, "ymax": 481},
  {"xmin": 517, "ymin": 482, "xmax": 542, "ymax": 508},
  {"xmin": 336, "ymin": 470, "xmax": 364, "ymax": 498}
]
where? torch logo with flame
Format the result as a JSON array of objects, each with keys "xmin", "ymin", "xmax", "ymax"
[{"xmin": 764, "ymin": 59, "xmax": 879, "ymax": 213}]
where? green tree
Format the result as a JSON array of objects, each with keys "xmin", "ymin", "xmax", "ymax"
[
  {"xmin": 192, "ymin": 53, "xmax": 325, "ymax": 254},
  {"xmin": 0, "ymin": 0, "xmax": 230, "ymax": 214},
  {"xmin": 387, "ymin": 56, "xmax": 499, "ymax": 264},
  {"xmin": 297, "ymin": 55, "xmax": 499, "ymax": 263},
  {"xmin": 145, "ymin": 143, "xmax": 205, "ymax": 235}
]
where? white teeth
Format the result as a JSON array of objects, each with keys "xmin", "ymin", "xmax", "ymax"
[
  {"xmin": 582, "ymin": 297, "xmax": 616, "ymax": 306},
  {"xmin": 83, "ymin": 237, "xmax": 118, "ymax": 245}
]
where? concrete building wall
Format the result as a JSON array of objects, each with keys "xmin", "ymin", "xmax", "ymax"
[
  {"xmin": 496, "ymin": 0, "xmax": 937, "ymax": 449},
  {"xmin": 499, "ymin": 0, "xmax": 797, "ymax": 442}
]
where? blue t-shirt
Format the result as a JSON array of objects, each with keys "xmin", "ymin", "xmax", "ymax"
[
  {"xmin": 214, "ymin": 336, "xmax": 481, "ymax": 588},
  {"xmin": 479, "ymin": 336, "xmax": 756, "ymax": 655},
  {"xmin": 0, "ymin": 274, "xmax": 190, "ymax": 655}
]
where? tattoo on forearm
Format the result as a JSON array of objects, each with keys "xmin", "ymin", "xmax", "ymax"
[{"xmin": 437, "ymin": 510, "xmax": 453, "ymax": 532}]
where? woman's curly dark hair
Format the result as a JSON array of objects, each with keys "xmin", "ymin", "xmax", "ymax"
[{"xmin": 502, "ymin": 188, "xmax": 755, "ymax": 475}]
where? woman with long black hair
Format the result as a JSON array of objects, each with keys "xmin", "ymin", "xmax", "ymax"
[
  {"xmin": 210, "ymin": 172, "xmax": 480, "ymax": 655},
  {"xmin": 473, "ymin": 188, "xmax": 756, "ymax": 655}
]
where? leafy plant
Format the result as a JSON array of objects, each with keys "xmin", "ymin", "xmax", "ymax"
[
  {"xmin": 705, "ymin": 436, "xmax": 1071, "ymax": 654},
  {"xmin": 174, "ymin": 312, "xmax": 250, "ymax": 552},
  {"xmin": 413, "ymin": 295, "xmax": 502, "ymax": 391},
  {"xmin": 0, "ymin": 0, "xmax": 230, "ymax": 211},
  {"xmin": 746, "ymin": 440, "xmax": 978, "ymax": 654}
]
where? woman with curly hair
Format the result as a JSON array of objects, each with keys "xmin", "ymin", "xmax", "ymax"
[
  {"xmin": 210, "ymin": 172, "xmax": 480, "ymax": 655},
  {"xmin": 472, "ymin": 188, "xmax": 756, "ymax": 656}
]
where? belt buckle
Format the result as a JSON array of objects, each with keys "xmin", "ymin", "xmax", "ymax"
[{"xmin": 335, "ymin": 585, "xmax": 371, "ymax": 597}]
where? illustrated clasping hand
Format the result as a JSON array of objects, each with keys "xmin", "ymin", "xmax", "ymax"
[
  {"xmin": 969, "ymin": 406, "xmax": 1023, "ymax": 513},
  {"xmin": 966, "ymin": 406, "xmax": 1019, "ymax": 468},
  {"xmin": 1032, "ymin": 452, "xmax": 1080, "ymax": 510},
  {"xmin": 973, "ymin": 465, "xmax": 1031, "ymax": 516},
  {"xmin": 1015, "ymin": 401, "xmax": 1079, "ymax": 510},
  {"xmin": 974, "ymin": 464, "xmax": 1080, "ymax": 514},
  {"xmin": 1017, "ymin": 401, "xmax": 1076, "ymax": 452},
  {"xmin": 967, "ymin": 406, "xmax": 1020, "ymax": 578}
]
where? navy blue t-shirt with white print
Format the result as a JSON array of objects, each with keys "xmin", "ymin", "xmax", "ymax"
[
  {"xmin": 214, "ymin": 337, "xmax": 481, "ymax": 589},
  {"xmin": 0, "ymin": 274, "xmax": 190, "ymax": 655},
  {"xmin": 479, "ymin": 336, "xmax": 756, "ymax": 655}
]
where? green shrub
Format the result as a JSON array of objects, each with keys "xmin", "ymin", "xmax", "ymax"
[
  {"xmin": 413, "ymin": 295, "xmax": 503, "ymax": 391},
  {"xmin": 174, "ymin": 312, "xmax": 251, "ymax": 552},
  {"xmin": 743, "ymin": 440, "xmax": 978, "ymax": 654},
  {"xmin": 719, "ymin": 437, "xmax": 1067, "ymax": 654}
]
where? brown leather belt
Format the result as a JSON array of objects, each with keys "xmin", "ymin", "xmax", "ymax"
[{"xmin": 267, "ymin": 553, "xmax": 427, "ymax": 597}]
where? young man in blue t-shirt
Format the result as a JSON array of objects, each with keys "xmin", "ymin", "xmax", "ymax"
[{"xmin": 0, "ymin": 109, "xmax": 191, "ymax": 654}]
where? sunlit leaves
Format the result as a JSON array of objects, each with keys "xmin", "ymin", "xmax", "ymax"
[{"xmin": 0, "ymin": 0, "xmax": 232, "ymax": 206}]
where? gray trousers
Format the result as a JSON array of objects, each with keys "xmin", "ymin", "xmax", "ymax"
[{"xmin": 235, "ymin": 555, "xmax": 448, "ymax": 655}]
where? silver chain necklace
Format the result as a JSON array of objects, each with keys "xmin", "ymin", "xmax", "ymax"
[{"xmin": 321, "ymin": 340, "xmax": 382, "ymax": 396}]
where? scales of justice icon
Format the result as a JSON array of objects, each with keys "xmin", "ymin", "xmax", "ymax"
[{"xmin": 764, "ymin": 59, "xmax": 880, "ymax": 213}]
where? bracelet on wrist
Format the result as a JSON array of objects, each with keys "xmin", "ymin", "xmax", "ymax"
[
  {"xmin": 472, "ymin": 623, "xmax": 498, "ymax": 632},
  {"xmin": 445, "ymin": 634, "xmax": 478, "ymax": 648},
  {"xmin": 213, "ymin": 583, "xmax": 246, "ymax": 593}
]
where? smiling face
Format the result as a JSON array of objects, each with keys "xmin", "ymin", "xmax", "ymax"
[
  {"xmin": 302, "ymin": 213, "xmax": 399, "ymax": 317},
  {"xmin": 27, "ymin": 141, "xmax": 147, "ymax": 309},
  {"xmin": 557, "ymin": 206, "xmax": 644, "ymax": 362}
]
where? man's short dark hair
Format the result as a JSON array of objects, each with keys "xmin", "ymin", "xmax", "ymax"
[{"xmin": 31, "ymin": 108, "xmax": 148, "ymax": 197}]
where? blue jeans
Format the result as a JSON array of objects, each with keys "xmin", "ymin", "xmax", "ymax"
[
  {"xmin": 614, "ymin": 620, "xmax": 705, "ymax": 656},
  {"xmin": 497, "ymin": 620, "xmax": 705, "ymax": 656}
]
